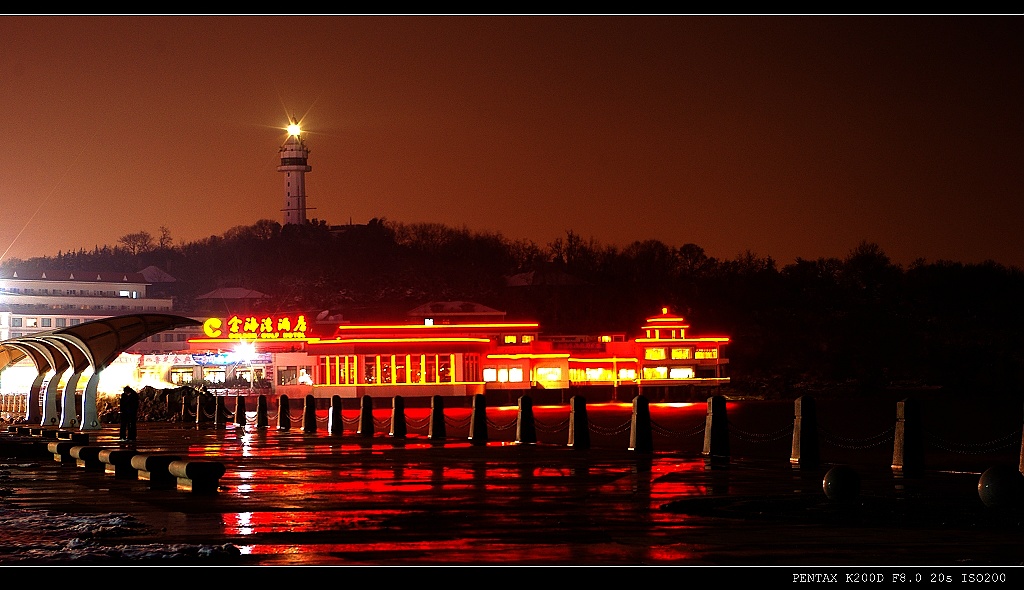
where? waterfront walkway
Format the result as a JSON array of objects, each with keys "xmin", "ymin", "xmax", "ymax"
[{"xmin": 0, "ymin": 398, "xmax": 1022, "ymax": 569}]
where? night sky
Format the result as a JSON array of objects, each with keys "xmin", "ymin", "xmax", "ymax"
[{"xmin": 1, "ymin": 15, "xmax": 1020, "ymax": 268}]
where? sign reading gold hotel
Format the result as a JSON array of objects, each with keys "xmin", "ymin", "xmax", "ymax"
[{"xmin": 203, "ymin": 314, "xmax": 309, "ymax": 340}]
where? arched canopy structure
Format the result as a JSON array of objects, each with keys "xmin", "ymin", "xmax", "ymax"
[{"xmin": 1, "ymin": 313, "xmax": 200, "ymax": 373}]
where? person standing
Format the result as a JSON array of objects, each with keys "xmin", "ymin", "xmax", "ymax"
[{"xmin": 119, "ymin": 386, "xmax": 139, "ymax": 441}]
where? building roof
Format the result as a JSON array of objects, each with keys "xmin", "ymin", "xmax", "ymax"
[
  {"xmin": 195, "ymin": 288, "xmax": 270, "ymax": 300},
  {"xmin": 406, "ymin": 301, "xmax": 506, "ymax": 318},
  {"xmin": 138, "ymin": 265, "xmax": 177, "ymax": 283},
  {"xmin": 0, "ymin": 269, "xmax": 149, "ymax": 284}
]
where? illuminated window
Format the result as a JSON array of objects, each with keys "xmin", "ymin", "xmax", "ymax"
[
  {"xmin": 695, "ymin": 348, "xmax": 718, "ymax": 359},
  {"xmin": 644, "ymin": 348, "xmax": 667, "ymax": 360},
  {"xmin": 24, "ymin": 318, "xmax": 37, "ymax": 328},
  {"xmin": 618, "ymin": 368, "xmax": 637, "ymax": 381},
  {"xmin": 669, "ymin": 367, "xmax": 695, "ymax": 379},
  {"xmin": 643, "ymin": 366, "xmax": 668, "ymax": 379},
  {"xmin": 671, "ymin": 347, "xmax": 692, "ymax": 360},
  {"xmin": 535, "ymin": 367, "xmax": 562, "ymax": 382},
  {"xmin": 522, "ymin": 335, "xmax": 533, "ymax": 344},
  {"xmin": 498, "ymin": 368, "xmax": 509, "ymax": 383},
  {"xmin": 204, "ymin": 369, "xmax": 226, "ymax": 383},
  {"xmin": 438, "ymin": 355, "xmax": 453, "ymax": 383},
  {"xmin": 483, "ymin": 368, "xmax": 498, "ymax": 382},
  {"xmin": 170, "ymin": 368, "xmax": 194, "ymax": 384},
  {"xmin": 585, "ymin": 367, "xmax": 613, "ymax": 381},
  {"xmin": 503, "ymin": 335, "xmax": 517, "ymax": 344},
  {"xmin": 600, "ymin": 335, "xmax": 611, "ymax": 343},
  {"xmin": 509, "ymin": 367, "xmax": 524, "ymax": 382}
]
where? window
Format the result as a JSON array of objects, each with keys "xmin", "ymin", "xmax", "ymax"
[
  {"xmin": 176, "ymin": 333, "xmax": 187, "ymax": 341},
  {"xmin": 41, "ymin": 318, "xmax": 51, "ymax": 327},
  {"xmin": 671, "ymin": 347, "xmax": 693, "ymax": 360},
  {"xmin": 24, "ymin": 318, "xmax": 37, "ymax": 328},
  {"xmin": 503, "ymin": 335, "xmax": 517, "ymax": 344},
  {"xmin": 669, "ymin": 367, "xmax": 695, "ymax": 379},
  {"xmin": 522, "ymin": 335, "xmax": 534, "ymax": 344},
  {"xmin": 509, "ymin": 367, "xmax": 524, "ymax": 382},
  {"xmin": 10, "ymin": 318, "xmax": 22, "ymax": 327},
  {"xmin": 483, "ymin": 368, "xmax": 498, "ymax": 382},
  {"xmin": 643, "ymin": 366, "xmax": 668, "ymax": 379},
  {"xmin": 644, "ymin": 348, "xmax": 666, "ymax": 360},
  {"xmin": 55, "ymin": 318, "xmax": 66, "ymax": 328},
  {"xmin": 70, "ymin": 319, "xmax": 80, "ymax": 326},
  {"xmin": 695, "ymin": 348, "xmax": 718, "ymax": 359},
  {"xmin": 534, "ymin": 367, "xmax": 562, "ymax": 382},
  {"xmin": 163, "ymin": 334, "xmax": 174, "ymax": 342}
]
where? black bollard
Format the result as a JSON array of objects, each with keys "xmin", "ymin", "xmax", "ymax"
[
  {"xmin": 790, "ymin": 395, "xmax": 819, "ymax": 468},
  {"xmin": 256, "ymin": 394, "xmax": 269, "ymax": 428},
  {"xmin": 277, "ymin": 394, "xmax": 291, "ymax": 431},
  {"xmin": 390, "ymin": 395, "xmax": 406, "ymax": 439},
  {"xmin": 515, "ymin": 395, "xmax": 536, "ymax": 445},
  {"xmin": 702, "ymin": 395, "xmax": 730, "ymax": 462},
  {"xmin": 302, "ymin": 394, "xmax": 317, "ymax": 433},
  {"xmin": 357, "ymin": 395, "xmax": 374, "ymax": 438},
  {"xmin": 892, "ymin": 398, "xmax": 924, "ymax": 476},
  {"xmin": 468, "ymin": 393, "xmax": 487, "ymax": 446},
  {"xmin": 428, "ymin": 395, "xmax": 446, "ymax": 440},
  {"xmin": 328, "ymin": 395, "xmax": 343, "ymax": 436},
  {"xmin": 180, "ymin": 393, "xmax": 190, "ymax": 423},
  {"xmin": 628, "ymin": 394, "xmax": 653, "ymax": 453},
  {"xmin": 214, "ymin": 396, "xmax": 228, "ymax": 428},
  {"xmin": 234, "ymin": 395, "xmax": 247, "ymax": 427},
  {"xmin": 567, "ymin": 395, "xmax": 590, "ymax": 449},
  {"xmin": 1019, "ymin": 401, "xmax": 1024, "ymax": 476}
]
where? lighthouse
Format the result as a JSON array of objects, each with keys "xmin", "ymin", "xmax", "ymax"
[{"xmin": 278, "ymin": 117, "xmax": 312, "ymax": 225}]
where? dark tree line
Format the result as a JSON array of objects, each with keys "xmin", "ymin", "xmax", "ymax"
[{"xmin": 5, "ymin": 221, "xmax": 1024, "ymax": 400}]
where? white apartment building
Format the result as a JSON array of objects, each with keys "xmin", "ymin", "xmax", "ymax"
[{"xmin": 0, "ymin": 269, "xmax": 201, "ymax": 352}]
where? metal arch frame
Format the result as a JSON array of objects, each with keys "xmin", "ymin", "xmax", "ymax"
[
  {"xmin": 0, "ymin": 314, "xmax": 202, "ymax": 430},
  {"xmin": 1, "ymin": 340, "xmax": 57, "ymax": 424}
]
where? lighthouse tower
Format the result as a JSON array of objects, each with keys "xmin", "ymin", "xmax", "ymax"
[{"xmin": 278, "ymin": 117, "xmax": 312, "ymax": 225}]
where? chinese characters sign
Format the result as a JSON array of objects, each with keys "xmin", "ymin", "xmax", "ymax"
[{"xmin": 203, "ymin": 314, "xmax": 309, "ymax": 340}]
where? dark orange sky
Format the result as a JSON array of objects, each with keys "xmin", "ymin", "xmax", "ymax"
[{"xmin": 1, "ymin": 15, "xmax": 1020, "ymax": 268}]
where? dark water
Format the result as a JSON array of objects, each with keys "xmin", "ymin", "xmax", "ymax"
[{"xmin": 1, "ymin": 396, "xmax": 1021, "ymax": 567}]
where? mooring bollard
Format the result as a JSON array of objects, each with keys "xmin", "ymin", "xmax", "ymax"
[
  {"xmin": 214, "ymin": 396, "xmax": 228, "ymax": 428},
  {"xmin": 702, "ymin": 395, "xmax": 730, "ymax": 462},
  {"xmin": 390, "ymin": 395, "xmax": 407, "ymax": 438},
  {"xmin": 256, "ymin": 394, "xmax": 269, "ymax": 428},
  {"xmin": 358, "ymin": 395, "xmax": 374, "ymax": 438},
  {"xmin": 277, "ymin": 394, "xmax": 291, "ymax": 431},
  {"xmin": 194, "ymin": 393, "xmax": 205, "ymax": 425},
  {"xmin": 892, "ymin": 398, "xmax": 924, "ymax": 476},
  {"xmin": 790, "ymin": 395, "xmax": 819, "ymax": 468},
  {"xmin": 1019, "ymin": 401, "xmax": 1024, "ymax": 476},
  {"xmin": 567, "ymin": 395, "xmax": 590, "ymax": 449},
  {"xmin": 428, "ymin": 395, "xmax": 446, "ymax": 440},
  {"xmin": 629, "ymin": 394, "xmax": 653, "ymax": 453},
  {"xmin": 234, "ymin": 395, "xmax": 247, "ymax": 427},
  {"xmin": 468, "ymin": 393, "xmax": 487, "ymax": 446},
  {"xmin": 180, "ymin": 393, "xmax": 190, "ymax": 423},
  {"xmin": 302, "ymin": 394, "xmax": 317, "ymax": 433},
  {"xmin": 515, "ymin": 395, "xmax": 536, "ymax": 445},
  {"xmin": 328, "ymin": 395, "xmax": 343, "ymax": 436}
]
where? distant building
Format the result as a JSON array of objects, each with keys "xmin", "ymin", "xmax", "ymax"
[{"xmin": 0, "ymin": 268, "xmax": 201, "ymax": 353}]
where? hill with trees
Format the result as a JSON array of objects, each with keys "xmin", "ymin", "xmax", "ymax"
[{"xmin": 4, "ymin": 219, "xmax": 1023, "ymax": 401}]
